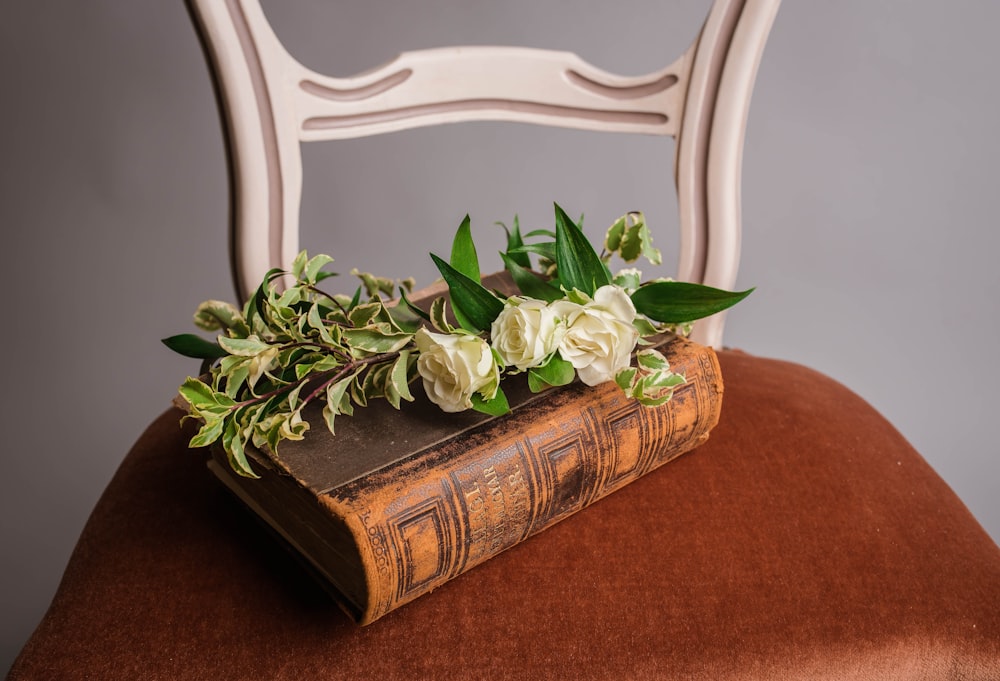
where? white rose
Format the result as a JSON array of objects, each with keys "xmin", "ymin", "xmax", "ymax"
[
  {"xmin": 490, "ymin": 297, "xmax": 562, "ymax": 372},
  {"xmin": 415, "ymin": 328, "xmax": 500, "ymax": 412},
  {"xmin": 552, "ymin": 285, "xmax": 639, "ymax": 386}
]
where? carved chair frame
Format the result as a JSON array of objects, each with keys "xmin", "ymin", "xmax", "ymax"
[{"xmin": 185, "ymin": 0, "xmax": 780, "ymax": 347}]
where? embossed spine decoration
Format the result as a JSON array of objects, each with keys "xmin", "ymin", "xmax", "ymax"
[{"xmin": 207, "ymin": 336, "xmax": 722, "ymax": 624}]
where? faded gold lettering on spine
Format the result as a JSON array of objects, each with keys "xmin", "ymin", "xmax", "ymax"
[
  {"xmin": 359, "ymin": 508, "xmax": 391, "ymax": 577},
  {"xmin": 507, "ymin": 464, "xmax": 530, "ymax": 529},
  {"xmin": 453, "ymin": 446, "xmax": 539, "ymax": 569},
  {"xmin": 464, "ymin": 481, "xmax": 488, "ymax": 553},
  {"xmin": 483, "ymin": 465, "xmax": 508, "ymax": 553}
]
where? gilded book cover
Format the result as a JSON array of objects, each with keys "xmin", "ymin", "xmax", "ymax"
[{"xmin": 206, "ymin": 334, "xmax": 723, "ymax": 624}]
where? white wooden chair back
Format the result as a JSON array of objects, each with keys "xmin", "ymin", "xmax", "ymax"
[{"xmin": 186, "ymin": 0, "xmax": 780, "ymax": 347}]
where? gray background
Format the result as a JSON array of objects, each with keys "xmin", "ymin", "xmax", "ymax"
[{"xmin": 2, "ymin": 0, "xmax": 998, "ymax": 673}]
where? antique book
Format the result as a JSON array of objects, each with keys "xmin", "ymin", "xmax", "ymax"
[{"xmin": 203, "ymin": 333, "xmax": 723, "ymax": 624}]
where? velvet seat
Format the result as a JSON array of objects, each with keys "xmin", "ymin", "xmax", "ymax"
[{"xmin": 9, "ymin": 350, "xmax": 1000, "ymax": 680}]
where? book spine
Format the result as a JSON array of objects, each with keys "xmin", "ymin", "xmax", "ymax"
[{"xmin": 323, "ymin": 339, "xmax": 723, "ymax": 624}]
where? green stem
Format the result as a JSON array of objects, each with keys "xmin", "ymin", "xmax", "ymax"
[
  {"xmin": 231, "ymin": 347, "xmax": 408, "ymax": 414},
  {"xmin": 281, "ymin": 340, "xmax": 350, "ymax": 359},
  {"xmin": 301, "ymin": 349, "xmax": 403, "ymax": 405},
  {"xmin": 235, "ymin": 378, "xmax": 300, "ymax": 410},
  {"xmin": 306, "ymin": 284, "xmax": 351, "ymax": 317}
]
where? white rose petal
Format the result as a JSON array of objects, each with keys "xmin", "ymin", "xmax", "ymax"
[
  {"xmin": 490, "ymin": 297, "xmax": 562, "ymax": 372},
  {"xmin": 592, "ymin": 284, "xmax": 637, "ymax": 324},
  {"xmin": 552, "ymin": 286, "xmax": 639, "ymax": 386},
  {"xmin": 415, "ymin": 328, "xmax": 499, "ymax": 412}
]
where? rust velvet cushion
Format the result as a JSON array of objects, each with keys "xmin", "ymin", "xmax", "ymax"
[{"xmin": 8, "ymin": 351, "xmax": 1000, "ymax": 680}]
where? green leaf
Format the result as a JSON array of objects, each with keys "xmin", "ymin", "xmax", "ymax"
[
  {"xmin": 638, "ymin": 372, "xmax": 686, "ymax": 406},
  {"xmin": 304, "ymin": 253, "xmax": 335, "ymax": 284},
  {"xmin": 450, "ymin": 214, "xmax": 481, "ymax": 283},
  {"xmin": 524, "ymin": 228, "xmax": 556, "ymax": 239},
  {"xmin": 311, "ymin": 354, "xmax": 342, "ymax": 374},
  {"xmin": 162, "ymin": 334, "xmax": 228, "ymax": 360},
  {"xmin": 189, "ymin": 416, "xmax": 224, "ymax": 448},
  {"xmin": 611, "ymin": 212, "xmax": 658, "ymax": 264},
  {"xmin": 632, "ymin": 316, "xmax": 660, "ymax": 338},
  {"xmin": 554, "ymin": 203, "xmax": 610, "ymax": 296},
  {"xmin": 245, "ymin": 267, "xmax": 286, "ymax": 327},
  {"xmin": 508, "ymin": 242, "xmax": 556, "ymax": 263},
  {"xmin": 339, "ymin": 380, "xmax": 357, "ymax": 415},
  {"xmin": 179, "ymin": 377, "xmax": 235, "ymax": 412},
  {"xmin": 631, "ymin": 281, "xmax": 754, "ymax": 323},
  {"xmin": 307, "ymin": 303, "xmax": 337, "ymax": 344},
  {"xmin": 648, "ymin": 372, "xmax": 687, "ymax": 390},
  {"xmin": 351, "ymin": 269, "xmax": 395, "ymax": 299},
  {"xmin": 222, "ymin": 418, "xmax": 258, "ymax": 478},
  {"xmin": 275, "ymin": 286, "xmax": 302, "ymax": 310},
  {"xmin": 348, "ymin": 302, "xmax": 382, "ymax": 328},
  {"xmin": 399, "ymin": 287, "xmax": 432, "ymax": 323},
  {"xmin": 471, "ymin": 387, "xmax": 510, "ymax": 416},
  {"xmin": 610, "ymin": 212, "xmax": 662, "ymax": 266},
  {"xmin": 636, "ymin": 214, "xmax": 661, "ymax": 265},
  {"xmin": 384, "ymin": 379, "xmax": 402, "ymax": 409},
  {"xmin": 240, "ymin": 399, "xmax": 273, "ymax": 451},
  {"xmin": 285, "ymin": 381, "xmax": 306, "ymax": 412},
  {"xmin": 613, "ymin": 349, "xmax": 687, "ymax": 407},
  {"xmin": 636, "ymin": 348, "xmax": 671, "ymax": 371},
  {"xmin": 216, "ymin": 355, "xmax": 242, "ymax": 391},
  {"xmin": 527, "ymin": 354, "xmax": 575, "ymax": 392},
  {"xmin": 258, "ymin": 413, "xmax": 283, "ymax": 453},
  {"xmin": 322, "ymin": 378, "xmax": 350, "ymax": 435},
  {"xmin": 341, "ymin": 328, "xmax": 413, "ymax": 354},
  {"xmin": 500, "ymin": 253, "xmax": 563, "ymax": 302},
  {"xmin": 361, "ymin": 362, "xmax": 392, "ymax": 402},
  {"xmin": 193, "ymin": 300, "xmax": 246, "ymax": 334},
  {"xmin": 269, "ymin": 409, "xmax": 309, "ymax": 448},
  {"xmin": 499, "ymin": 215, "xmax": 531, "ymax": 269},
  {"xmin": 430, "ymin": 253, "xmax": 504, "ymax": 332},
  {"xmin": 321, "ymin": 399, "xmax": 338, "ymax": 436},
  {"xmin": 223, "ymin": 360, "xmax": 251, "ymax": 399},
  {"xmin": 218, "ymin": 335, "xmax": 273, "ymax": 357},
  {"xmin": 291, "ymin": 250, "xmax": 308, "ymax": 279},
  {"xmin": 527, "ymin": 370, "xmax": 547, "ymax": 393},
  {"xmin": 615, "ymin": 367, "xmax": 638, "ymax": 393},
  {"xmin": 385, "ymin": 300, "xmax": 421, "ymax": 334},
  {"xmin": 389, "ymin": 351, "xmax": 414, "ymax": 404},
  {"xmin": 633, "ymin": 383, "xmax": 668, "ymax": 406},
  {"xmin": 429, "ymin": 297, "xmax": 455, "ymax": 334},
  {"xmin": 605, "ymin": 215, "xmax": 626, "ymax": 253},
  {"xmin": 613, "ymin": 268, "xmax": 643, "ymax": 292}
]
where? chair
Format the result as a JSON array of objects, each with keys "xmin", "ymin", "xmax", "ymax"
[
  {"xmin": 8, "ymin": 0, "xmax": 999, "ymax": 678},
  {"xmin": 188, "ymin": 0, "xmax": 772, "ymax": 348}
]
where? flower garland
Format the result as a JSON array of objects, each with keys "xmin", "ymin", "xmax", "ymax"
[{"xmin": 164, "ymin": 204, "xmax": 751, "ymax": 477}]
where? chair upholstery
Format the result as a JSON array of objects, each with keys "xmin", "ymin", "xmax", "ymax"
[{"xmin": 9, "ymin": 350, "xmax": 1000, "ymax": 680}]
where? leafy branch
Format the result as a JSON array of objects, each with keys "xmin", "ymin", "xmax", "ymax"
[
  {"xmin": 165, "ymin": 252, "xmax": 420, "ymax": 477},
  {"xmin": 166, "ymin": 204, "xmax": 752, "ymax": 478}
]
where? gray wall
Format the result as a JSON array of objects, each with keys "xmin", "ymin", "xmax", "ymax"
[{"xmin": 2, "ymin": 0, "xmax": 998, "ymax": 672}]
